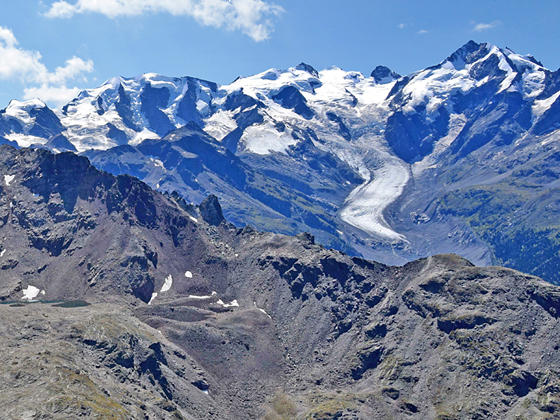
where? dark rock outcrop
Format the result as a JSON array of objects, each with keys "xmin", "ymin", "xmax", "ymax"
[{"xmin": 199, "ymin": 194, "xmax": 224, "ymax": 226}]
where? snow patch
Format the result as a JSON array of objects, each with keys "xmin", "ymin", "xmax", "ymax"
[
  {"xmin": 217, "ymin": 299, "xmax": 239, "ymax": 308},
  {"xmin": 130, "ymin": 128, "xmax": 159, "ymax": 145},
  {"xmin": 254, "ymin": 302, "xmax": 272, "ymax": 318},
  {"xmin": 21, "ymin": 285, "xmax": 40, "ymax": 301},
  {"xmin": 203, "ymin": 110, "xmax": 238, "ymax": 141},
  {"xmin": 4, "ymin": 175, "xmax": 15, "ymax": 186},
  {"xmin": 160, "ymin": 275, "xmax": 173, "ymax": 292},
  {"xmin": 149, "ymin": 157, "xmax": 165, "ymax": 170},
  {"xmin": 189, "ymin": 216, "xmax": 198, "ymax": 223},
  {"xmin": 533, "ymin": 91, "xmax": 560, "ymax": 119},
  {"xmin": 400, "ymin": 66, "xmax": 474, "ymax": 115},
  {"xmin": 412, "ymin": 114, "xmax": 467, "ymax": 177},
  {"xmin": 241, "ymin": 123, "xmax": 298, "ymax": 155},
  {"xmin": 148, "ymin": 292, "xmax": 158, "ymax": 305},
  {"xmin": 185, "ymin": 270, "xmax": 193, "ymax": 278},
  {"xmin": 497, "ymin": 71, "xmax": 517, "ymax": 94},
  {"xmin": 5, "ymin": 134, "xmax": 48, "ymax": 148},
  {"xmin": 0, "ymin": 249, "xmax": 5, "ymax": 257},
  {"xmin": 188, "ymin": 291, "xmax": 217, "ymax": 300}
]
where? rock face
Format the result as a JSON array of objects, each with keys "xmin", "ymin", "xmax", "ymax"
[
  {"xmin": 0, "ymin": 146, "xmax": 559, "ymax": 419},
  {"xmin": 370, "ymin": 65, "xmax": 400, "ymax": 83},
  {"xmin": 199, "ymin": 194, "xmax": 225, "ymax": 226}
]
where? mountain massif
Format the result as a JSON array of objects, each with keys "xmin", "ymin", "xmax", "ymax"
[
  {"xmin": 0, "ymin": 146, "xmax": 559, "ymax": 419},
  {"xmin": 1, "ymin": 40, "xmax": 560, "ymax": 284}
]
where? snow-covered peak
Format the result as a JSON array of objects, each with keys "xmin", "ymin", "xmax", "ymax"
[
  {"xmin": 445, "ymin": 40, "xmax": 491, "ymax": 69},
  {"xmin": 57, "ymin": 71, "xmax": 219, "ymax": 151},
  {"xmin": 295, "ymin": 62, "xmax": 319, "ymax": 77},
  {"xmin": 0, "ymin": 98, "xmax": 61, "ymax": 147},
  {"xmin": 0, "ymin": 40, "xmax": 556, "ymax": 160},
  {"xmin": 371, "ymin": 66, "xmax": 401, "ymax": 84},
  {"xmin": 4, "ymin": 98, "xmax": 47, "ymax": 118},
  {"xmin": 389, "ymin": 41, "xmax": 552, "ymax": 116},
  {"xmin": 224, "ymin": 65, "xmax": 322, "ymax": 97},
  {"xmin": 444, "ymin": 41, "xmax": 544, "ymax": 75},
  {"xmin": 223, "ymin": 65, "xmax": 393, "ymax": 106},
  {"xmin": 132, "ymin": 73, "xmax": 183, "ymax": 89}
]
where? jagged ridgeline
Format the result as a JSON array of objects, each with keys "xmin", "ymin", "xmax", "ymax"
[
  {"xmin": 2, "ymin": 41, "xmax": 560, "ymax": 284},
  {"xmin": 0, "ymin": 146, "xmax": 558, "ymax": 419}
]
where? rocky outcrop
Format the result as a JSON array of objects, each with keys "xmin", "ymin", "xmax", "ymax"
[{"xmin": 199, "ymin": 194, "xmax": 225, "ymax": 226}]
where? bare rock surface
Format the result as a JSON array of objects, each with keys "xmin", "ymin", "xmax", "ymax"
[{"xmin": 0, "ymin": 146, "xmax": 558, "ymax": 419}]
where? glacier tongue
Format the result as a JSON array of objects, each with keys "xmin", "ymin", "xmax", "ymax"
[
  {"xmin": 2, "ymin": 41, "xmax": 557, "ymax": 258},
  {"xmin": 340, "ymin": 151, "xmax": 409, "ymax": 242}
]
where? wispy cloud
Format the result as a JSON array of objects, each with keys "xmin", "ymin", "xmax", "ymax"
[
  {"xmin": 472, "ymin": 20, "xmax": 501, "ymax": 32},
  {"xmin": 397, "ymin": 23, "xmax": 405, "ymax": 29},
  {"xmin": 45, "ymin": 0, "xmax": 284, "ymax": 42},
  {"xmin": 417, "ymin": 29, "xmax": 429, "ymax": 35},
  {"xmin": 0, "ymin": 26, "xmax": 93, "ymax": 106},
  {"xmin": 23, "ymin": 85, "xmax": 83, "ymax": 105}
]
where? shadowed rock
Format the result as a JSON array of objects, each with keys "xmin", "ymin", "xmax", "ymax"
[{"xmin": 199, "ymin": 194, "xmax": 225, "ymax": 226}]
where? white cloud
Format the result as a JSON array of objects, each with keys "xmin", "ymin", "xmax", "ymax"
[
  {"xmin": 23, "ymin": 85, "xmax": 81, "ymax": 105},
  {"xmin": 473, "ymin": 21, "xmax": 501, "ymax": 32},
  {"xmin": 417, "ymin": 29, "xmax": 429, "ymax": 35},
  {"xmin": 0, "ymin": 27, "xmax": 18, "ymax": 47},
  {"xmin": 397, "ymin": 23, "xmax": 405, "ymax": 29},
  {"xmin": 45, "ymin": 0, "xmax": 284, "ymax": 42},
  {"xmin": 0, "ymin": 26, "xmax": 93, "ymax": 106}
]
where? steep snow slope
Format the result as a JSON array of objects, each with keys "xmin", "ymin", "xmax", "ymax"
[{"xmin": 59, "ymin": 73, "xmax": 217, "ymax": 151}]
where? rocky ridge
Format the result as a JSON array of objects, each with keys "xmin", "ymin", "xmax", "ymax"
[{"xmin": 0, "ymin": 146, "xmax": 558, "ymax": 419}]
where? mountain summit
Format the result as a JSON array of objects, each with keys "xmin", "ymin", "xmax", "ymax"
[{"xmin": 1, "ymin": 41, "xmax": 560, "ymax": 283}]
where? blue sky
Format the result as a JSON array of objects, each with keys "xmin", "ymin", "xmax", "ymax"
[{"xmin": 0, "ymin": 0, "xmax": 559, "ymax": 108}]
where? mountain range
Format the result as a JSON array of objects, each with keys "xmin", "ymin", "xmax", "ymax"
[{"xmin": 1, "ymin": 40, "xmax": 560, "ymax": 284}]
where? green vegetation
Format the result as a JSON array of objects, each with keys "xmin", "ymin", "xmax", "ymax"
[
  {"xmin": 46, "ymin": 367, "xmax": 130, "ymax": 419},
  {"xmin": 439, "ymin": 182, "xmax": 560, "ymax": 284},
  {"xmin": 263, "ymin": 393, "xmax": 299, "ymax": 420},
  {"xmin": 303, "ymin": 392, "xmax": 362, "ymax": 419}
]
